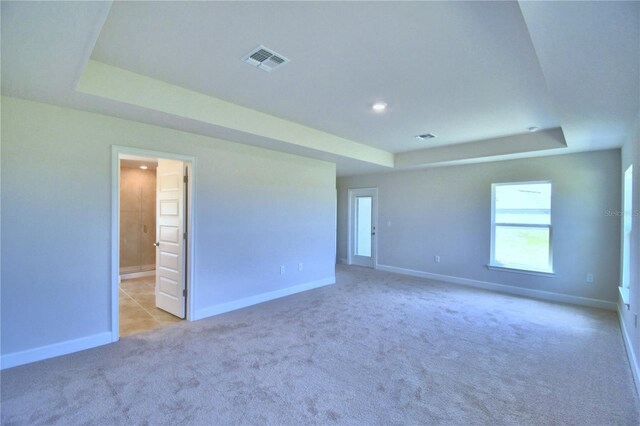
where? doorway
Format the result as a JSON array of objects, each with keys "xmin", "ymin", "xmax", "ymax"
[
  {"xmin": 119, "ymin": 158, "xmax": 176, "ymax": 336},
  {"xmin": 348, "ymin": 188, "xmax": 378, "ymax": 268},
  {"xmin": 111, "ymin": 147, "xmax": 196, "ymax": 341}
]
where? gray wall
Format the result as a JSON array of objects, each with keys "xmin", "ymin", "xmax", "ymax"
[
  {"xmin": 1, "ymin": 96, "xmax": 336, "ymax": 356},
  {"xmin": 338, "ymin": 150, "xmax": 621, "ymax": 303},
  {"xmin": 619, "ymin": 113, "xmax": 640, "ymax": 386}
]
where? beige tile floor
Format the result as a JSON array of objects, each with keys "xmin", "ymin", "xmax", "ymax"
[{"xmin": 119, "ymin": 275, "xmax": 182, "ymax": 337}]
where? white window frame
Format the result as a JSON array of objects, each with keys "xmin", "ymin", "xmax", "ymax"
[
  {"xmin": 489, "ymin": 180, "xmax": 554, "ymax": 275},
  {"xmin": 620, "ymin": 165, "xmax": 633, "ymax": 305}
]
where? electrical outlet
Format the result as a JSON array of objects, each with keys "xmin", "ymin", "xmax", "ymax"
[
  {"xmin": 434, "ymin": 255, "xmax": 441, "ymax": 263},
  {"xmin": 298, "ymin": 263, "xmax": 303, "ymax": 271},
  {"xmin": 280, "ymin": 266, "xmax": 285, "ymax": 275},
  {"xmin": 586, "ymin": 273, "xmax": 594, "ymax": 283}
]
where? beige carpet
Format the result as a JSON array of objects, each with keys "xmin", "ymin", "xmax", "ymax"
[{"xmin": 1, "ymin": 265, "xmax": 638, "ymax": 425}]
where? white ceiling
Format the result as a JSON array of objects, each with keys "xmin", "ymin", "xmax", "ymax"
[
  {"xmin": 2, "ymin": 1, "xmax": 639, "ymax": 176},
  {"xmin": 91, "ymin": 1, "xmax": 558, "ymax": 153}
]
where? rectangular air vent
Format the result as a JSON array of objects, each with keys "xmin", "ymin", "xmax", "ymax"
[
  {"xmin": 415, "ymin": 133, "xmax": 437, "ymax": 140},
  {"xmin": 242, "ymin": 45, "xmax": 290, "ymax": 72}
]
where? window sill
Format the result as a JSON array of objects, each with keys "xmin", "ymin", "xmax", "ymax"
[
  {"xmin": 486, "ymin": 264, "xmax": 555, "ymax": 277},
  {"xmin": 619, "ymin": 286, "xmax": 630, "ymax": 307}
]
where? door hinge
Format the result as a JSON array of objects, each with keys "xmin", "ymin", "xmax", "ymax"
[
  {"xmin": 183, "ymin": 289, "xmax": 187, "ymax": 297},
  {"xmin": 183, "ymin": 232, "xmax": 187, "ymax": 240},
  {"xmin": 183, "ymin": 175, "xmax": 188, "ymax": 183}
]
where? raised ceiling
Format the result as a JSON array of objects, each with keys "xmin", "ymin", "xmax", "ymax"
[
  {"xmin": 2, "ymin": 1, "xmax": 639, "ymax": 175},
  {"xmin": 91, "ymin": 1, "xmax": 558, "ymax": 153}
]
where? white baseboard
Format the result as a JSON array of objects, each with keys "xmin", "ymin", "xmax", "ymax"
[
  {"xmin": 119, "ymin": 264, "xmax": 154, "ymax": 273},
  {"xmin": 119, "ymin": 266, "xmax": 139, "ymax": 274},
  {"xmin": 194, "ymin": 277, "xmax": 335, "ymax": 320},
  {"xmin": 120, "ymin": 269, "xmax": 155, "ymax": 280},
  {"xmin": 618, "ymin": 305, "xmax": 640, "ymax": 397},
  {"xmin": 376, "ymin": 264, "xmax": 617, "ymax": 311},
  {"xmin": 1, "ymin": 332, "xmax": 112, "ymax": 370}
]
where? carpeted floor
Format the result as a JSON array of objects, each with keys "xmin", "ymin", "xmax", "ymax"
[{"xmin": 1, "ymin": 265, "xmax": 638, "ymax": 425}]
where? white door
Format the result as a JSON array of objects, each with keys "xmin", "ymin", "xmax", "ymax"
[
  {"xmin": 155, "ymin": 159, "xmax": 186, "ymax": 318},
  {"xmin": 349, "ymin": 188, "xmax": 377, "ymax": 268}
]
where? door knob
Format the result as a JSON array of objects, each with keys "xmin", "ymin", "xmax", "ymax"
[{"xmin": 153, "ymin": 242, "xmax": 160, "ymax": 247}]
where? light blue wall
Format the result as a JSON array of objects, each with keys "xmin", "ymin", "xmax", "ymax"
[
  {"xmin": 1, "ymin": 96, "xmax": 336, "ymax": 358},
  {"xmin": 338, "ymin": 150, "xmax": 621, "ymax": 303}
]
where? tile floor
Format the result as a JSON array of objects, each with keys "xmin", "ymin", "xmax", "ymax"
[{"xmin": 119, "ymin": 275, "xmax": 182, "ymax": 337}]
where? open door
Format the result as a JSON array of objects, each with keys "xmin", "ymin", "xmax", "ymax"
[
  {"xmin": 155, "ymin": 159, "xmax": 186, "ymax": 318},
  {"xmin": 349, "ymin": 188, "xmax": 377, "ymax": 268}
]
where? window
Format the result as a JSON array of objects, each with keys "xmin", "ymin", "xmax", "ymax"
[
  {"xmin": 621, "ymin": 165, "xmax": 633, "ymax": 290},
  {"xmin": 355, "ymin": 196, "xmax": 373, "ymax": 257},
  {"xmin": 490, "ymin": 181, "xmax": 553, "ymax": 273}
]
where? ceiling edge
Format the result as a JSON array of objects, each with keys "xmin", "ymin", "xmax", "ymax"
[
  {"xmin": 71, "ymin": 1, "xmax": 113, "ymax": 90},
  {"xmin": 395, "ymin": 127, "xmax": 567, "ymax": 169},
  {"xmin": 76, "ymin": 60, "xmax": 395, "ymax": 168}
]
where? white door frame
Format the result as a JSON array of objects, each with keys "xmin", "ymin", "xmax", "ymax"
[
  {"xmin": 347, "ymin": 187, "xmax": 378, "ymax": 268},
  {"xmin": 111, "ymin": 145, "xmax": 197, "ymax": 342}
]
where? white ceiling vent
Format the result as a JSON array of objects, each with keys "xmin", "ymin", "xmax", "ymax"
[
  {"xmin": 415, "ymin": 133, "xmax": 437, "ymax": 140},
  {"xmin": 242, "ymin": 45, "xmax": 290, "ymax": 72}
]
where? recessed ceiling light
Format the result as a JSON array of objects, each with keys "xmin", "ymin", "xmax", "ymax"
[
  {"xmin": 140, "ymin": 165, "xmax": 148, "ymax": 170},
  {"xmin": 528, "ymin": 126, "xmax": 540, "ymax": 132},
  {"xmin": 372, "ymin": 102, "xmax": 387, "ymax": 112},
  {"xmin": 415, "ymin": 133, "xmax": 436, "ymax": 140}
]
